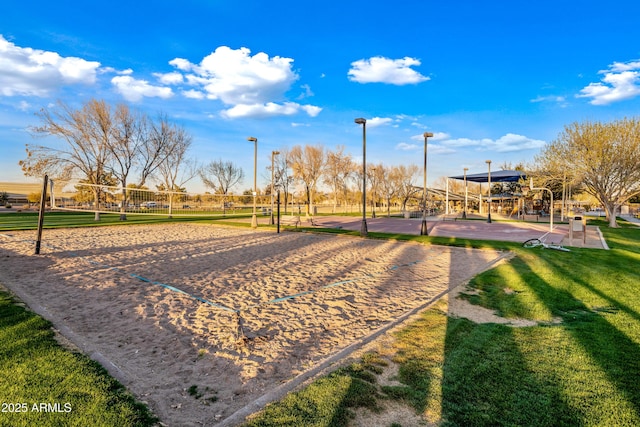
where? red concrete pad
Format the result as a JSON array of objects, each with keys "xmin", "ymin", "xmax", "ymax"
[{"xmin": 312, "ymin": 216, "xmax": 567, "ymax": 244}]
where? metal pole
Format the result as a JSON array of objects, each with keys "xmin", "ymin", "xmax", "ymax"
[
  {"xmin": 486, "ymin": 160, "xmax": 492, "ymax": 223},
  {"xmin": 420, "ymin": 132, "xmax": 433, "ymax": 235},
  {"xmin": 463, "ymin": 167, "xmax": 468, "ymax": 219},
  {"xmin": 445, "ymin": 179, "xmax": 449, "ymax": 215},
  {"xmin": 276, "ymin": 190, "xmax": 281, "ymax": 234},
  {"xmin": 248, "ymin": 137, "xmax": 258, "ymax": 229},
  {"xmin": 355, "ymin": 118, "xmax": 368, "ymax": 236},
  {"xmin": 270, "ymin": 151, "xmax": 279, "ymax": 225},
  {"xmin": 35, "ymin": 174, "xmax": 48, "ymax": 255}
]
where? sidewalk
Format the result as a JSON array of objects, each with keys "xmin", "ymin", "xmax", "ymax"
[
  {"xmin": 620, "ymin": 214, "xmax": 640, "ymax": 226},
  {"xmin": 306, "ymin": 216, "xmax": 607, "ymax": 249},
  {"xmin": 237, "ymin": 214, "xmax": 609, "ymax": 249}
]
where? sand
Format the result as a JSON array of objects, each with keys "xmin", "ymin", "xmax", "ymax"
[{"xmin": 0, "ymin": 223, "xmax": 505, "ymax": 426}]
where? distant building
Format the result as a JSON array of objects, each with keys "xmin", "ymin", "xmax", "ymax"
[{"xmin": 0, "ymin": 182, "xmax": 42, "ymax": 204}]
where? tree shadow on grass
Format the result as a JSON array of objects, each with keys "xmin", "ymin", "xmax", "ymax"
[{"xmin": 453, "ymin": 246, "xmax": 640, "ymax": 425}]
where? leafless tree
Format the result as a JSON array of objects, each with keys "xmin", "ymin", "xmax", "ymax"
[
  {"xmin": 394, "ymin": 164, "xmax": 420, "ymax": 212},
  {"xmin": 378, "ymin": 165, "xmax": 399, "ymax": 217},
  {"xmin": 23, "ymin": 99, "xmax": 114, "ymax": 220},
  {"xmin": 155, "ymin": 126, "xmax": 196, "ymax": 215},
  {"xmin": 289, "ymin": 144, "xmax": 325, "ymax": 215},
  {"xmin": 275, "ymin": 148, "xmax": 294, "ymax": 213},
  {"xmin": 323, "ymin": 146, "xmax": 354, "ymax": 213},
  {"xmin": 199, "ymin": 159, "xmax": 244, "ymax": 214}
]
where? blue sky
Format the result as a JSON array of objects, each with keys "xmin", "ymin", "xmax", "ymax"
[{"xmin": 2, "ymin": 0, "xmax": 640, "ymax": 193}]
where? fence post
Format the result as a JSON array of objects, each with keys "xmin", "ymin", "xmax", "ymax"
[{"xmin": 35, "ymin": 174, "xmax": 48, "ymax": 255}]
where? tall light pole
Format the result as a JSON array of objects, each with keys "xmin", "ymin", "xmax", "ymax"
[
  {"xmin": 486, "ymin": 159, "xmax": 492, "ymax": 223},
  {"xmin": 270, "ymin": 150, "xmax": 280, "ymax": 225},
  {"xmin": 463, "ymin": 167, "xmax": 469, "ymax": 219},
  {"xmin": 248, "ymin": 137, "xmax": 258, "ymax": 229},
  {"xmin": 355, "ymin": 118, "xmax": 368, "ymax": 236},
  {"xmin": 421, "ymin": 132, "xmax": 434, "ymax": 235}
]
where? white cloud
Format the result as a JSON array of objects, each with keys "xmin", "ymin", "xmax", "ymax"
[
  {"xmin": 577, "ymin": 59, "xmax": 640, "ymax": 105},
  {"xmin": 367, "ymin": 117, "xmax": 394, "ymax": 128},
  {"xmin": 297, "ymin": 83, "xmax": 314, "ymax": 99},
  {"xmin": 609, "ymin": 60, "xmax": 640, "ymax": 72},
  {"xmin": 402, "ymin": 133, "xmax": 545, "ymax": 154},
  {"xmin": 410, "ymin": 131, "xmax": 450, "ymax": 141},
  {"xmin": 396, "ymin": 142, "xmax": 420, "ymax": 151},
  {"xmin": 490, "ymin": 133, "xmax": 546, "ymax": 152},
  {"xmin": 300, "ymin": 105, "xmax": 322, "ymax": 117},
  {"xmin": 348, "ymin": 56, "xmax": 429, "ymax": 85},
  {"xmin": 165, "ymin": 46, "xmax": 321, "ymax": 118},
  {"xmin": 0, "ymin": 34, "xmax": 100, "ymax": 97},
  {"xmin": 530, "ymin": 95, "xmax": 567, "ymax": 106},
  {"xmin": 440, "ymin": 133, "xmax": 545, "ymax": 153},
  {"xmin": 154, "ymin": 71, "xmax": 183, "ymax": 85},
  {"xmin": 221, "ymin": 102, "xmax": 322, "ymax": 119},
  {"xmin": 111, "ymin": 75, "xmax": 173, "ymax": 102},
  {"xmin": 182, "ymin": 89, "xmax": 205, "ymax": 99}
]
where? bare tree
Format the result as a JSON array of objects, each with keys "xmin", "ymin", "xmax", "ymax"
[
  {"xmin": 275, "ymin": 148, "xmax": 294, "ymax": 213},
  {"xmin": 368, "ymin": 163, "xmax": 384, "ymax": 215},
  {"xmin": 394, "ymin": 164, "xmax": 420, "ymax": 212},
  {"xmin": 323, "ymin": 146, "xmax": 353, "ymax": 213},
  {"xmin": 289, "ymin": 144, "xmax": 325, "ymax": 215},
  {"xmin": 106, "ymin": 104, "xmax": 149, "ymax": 219},
  {"xmin": 536, "ymin": 118, "xmax": 640, "ymax": 227},
  {"xmin": 155, "ymin": 127, "xmax": 196, "ymax": 215},
  {"xmin": 199, "ymin": 159, "xmax": 244, "ymax": 214},
  {"xmin": 22, "ymin": 99, "xmax": 114, "ymax": 220},
  {"xmin": 378, "ymin": 165, "xmax": 399, "ymax": 217}
]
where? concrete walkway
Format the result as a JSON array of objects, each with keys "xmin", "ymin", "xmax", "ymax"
[
  {"xmin": 303, "ymin": 215, "xmax": 608, "ymax": 249},
  {"xmin": 236, "ymin": 213, "xmax": 611, "ymax": 249}
]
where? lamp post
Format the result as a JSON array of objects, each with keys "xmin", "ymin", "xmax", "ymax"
[
  {"xmin": 421, "ymin": 132, "xmax": 434, "ymax": 235},
  {"xmin": 355, "ymin": 118, "xmax": 368, "ymax": 236},
  {"xmin": 248, "ymin": 136, "xmax": 258, "ymax": 229},
  {"xmin": 270, "ymin": 150, "xmax": 280, "ymax": 225},
  {"xmin": 486, "ymin": 160, "xmax": 492, "ymax": 223},
  {"xmin": 463, "ymin": 167, "xmax": 468, "ymax": 219}
]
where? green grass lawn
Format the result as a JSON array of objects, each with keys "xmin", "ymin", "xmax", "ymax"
[
  {"xmin": 2, "ymin": 213, "xmax": 639, "ymax": 426},
  {"xmin": 244, "ymin": 220, "xmax": 640, "ymax": 426},
  {"xmin": 0, "ymin": 291, "xmax": 158, "ymax": 427},
  {"xmin": 0, "ymin": 211, "xmax": 247, "ymax": 231}
]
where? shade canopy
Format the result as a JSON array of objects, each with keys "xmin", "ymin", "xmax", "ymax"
[{"xmin": 449, "ymin": 169, "xmax": 526, "ymax": 183}]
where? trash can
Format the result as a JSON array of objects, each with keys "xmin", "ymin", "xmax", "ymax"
[{"xmin": 572, "ymin": 215, "xmax": 583, "ymax": 232}]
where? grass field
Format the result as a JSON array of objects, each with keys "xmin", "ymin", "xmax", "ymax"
[
  {"xmin": 1, "ymin": 212, "xmax": 639, "ymax": 426},
  {"xmin": 243, "ymin": 219, "xmax": 640, "ymax": 426},
  {"xmin": 0, "ymin": 292, "xmax": 158, "ymax": 427}
]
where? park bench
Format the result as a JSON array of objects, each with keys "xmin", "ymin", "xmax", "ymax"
[
  {"xmin": 279, "ymin": 215, "xmax": 301, "ymax": 227},
  {"xmin": 523, "ymin": 214, "xmax": 539, "ymax": 222},
  {"xmin": 442, "ymin": 212, "xmax": 460, "ymax": 221}
]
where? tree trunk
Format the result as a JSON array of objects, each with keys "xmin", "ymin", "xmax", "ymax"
[
  {"xmin": 119, "ymin": 188, "xmax": 127, "ymax": 221},
  {"xmin": 93, "ymin": 189, "xmax": 101, "ymax": 221},
  {"xmin": 605, "ymin": 202, "xmax": 619, "ymax": 227}
]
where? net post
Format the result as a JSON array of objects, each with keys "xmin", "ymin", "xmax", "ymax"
[{"xmin": 35, "ymin": 174, "xmax": 48, "ymax": 255}]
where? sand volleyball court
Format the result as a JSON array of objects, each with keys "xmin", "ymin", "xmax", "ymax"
[{"xmin": 0, "ymin": 223, "xmax": 504, "ymax": 426}]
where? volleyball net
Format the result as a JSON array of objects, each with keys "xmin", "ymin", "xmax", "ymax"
[{"xmin": 49, "ymin": 180, "xmax": 278, "ymax": 218}]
